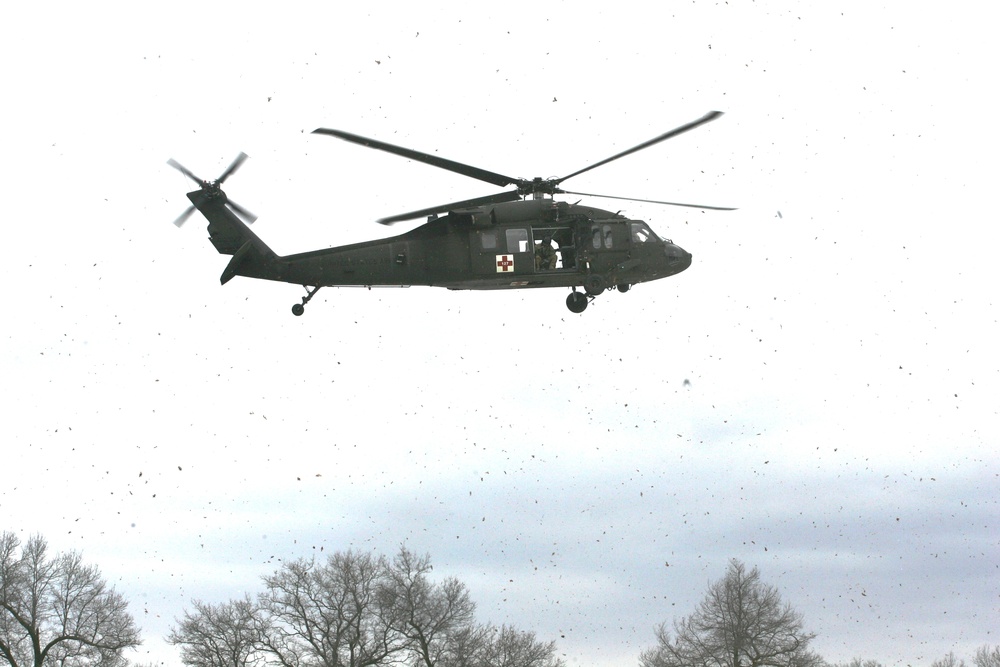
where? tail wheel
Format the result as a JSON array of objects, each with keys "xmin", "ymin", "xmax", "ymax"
[{"xmin": 291, "ymin": 285, "xmax": 322, "ymax": 316}]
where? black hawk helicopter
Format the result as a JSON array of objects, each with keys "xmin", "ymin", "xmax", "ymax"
[{"xmin": 168, "ymin": 111, "xmax": 733, "ymax": 315}]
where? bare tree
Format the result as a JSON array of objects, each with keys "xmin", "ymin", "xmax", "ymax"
[
  {"xmin": 472, "ymin": 625, "xmax": 564, "ymax": 667},
  {"xmin": 436, "ymin": 624, "xmax": 492, "ymax": 667},
  {"xmin": 169, "ymin": 546, "xmax": 565, "ymax": 667},
  {"xmin": 259, "ymin": 551, "xmax": 406, "ymax": 667},
  {"xmin": 0, "ymin": 532, "xmax": 141, "ymax": 667},
  {"xmin": 435, "ymin": 623, "xmax": 562, "ymax": 667},
  {"xmin": 167, "ymin": 596, "xmax": 265, "ymax": 667},
  {"xmin": 383, "ymin": 546, "xmax": 476, "ymax": 667},
  {"xmin": 932, "ymin": 653, "xmax": 967, "ymax": 667},
  {"xmin": 974, "ymin": 646, "xmax": 1000, "ymax": 667},
  {"xmin": 640, "ymin": 559, "xmax": 821, "ymax": 667}
]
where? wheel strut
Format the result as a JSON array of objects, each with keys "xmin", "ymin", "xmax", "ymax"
[{"xmin": 292, "ymin": 285, "xmax": 322, "ymax": 316}]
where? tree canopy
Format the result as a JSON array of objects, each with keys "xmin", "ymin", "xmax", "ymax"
[
  {"xmin": 168, "ymin": 545, "xmax": 563, "ymax": 667},
  {"xmin": 640, "ymin": 559, "xmax": 821, "ymax": 667},
  {"xmin": 0, "ymin": 532, "xmax": 141, "ymax": 667}
]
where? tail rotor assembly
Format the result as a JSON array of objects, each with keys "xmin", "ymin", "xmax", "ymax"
[{"xmin": 167, "ymin": 152, "xmax": 258, "ymax": 227}]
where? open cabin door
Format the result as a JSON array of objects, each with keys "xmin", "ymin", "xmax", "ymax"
[
  {"xmin": 471, "ymin": 224, "xmax": 580, "ymax": 280},
  {"xmin": 531, "ymin": 225, "xmax": 578, "ymax": 273}
]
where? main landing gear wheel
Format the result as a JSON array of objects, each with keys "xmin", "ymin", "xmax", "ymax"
[
  {"xmin": 292, "ymin": 285, "xmax": 322, "ymax": 316},
  {"xmin": 566, "ymin": 291, "xmax": 589, "ymax": 314},
  {"xmin": 617, "ymin": 283, "xmax": 631, "ymax": 293}
]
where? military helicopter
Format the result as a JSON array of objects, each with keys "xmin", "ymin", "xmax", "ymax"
[{"xmin": 168, "ymin": 111, "xmax": 733, "ymax": 315}]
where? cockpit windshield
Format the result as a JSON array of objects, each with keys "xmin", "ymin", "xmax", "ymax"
[{"xmin": 630, "ymin": 221, "xmax": 660, "ymax": 243}]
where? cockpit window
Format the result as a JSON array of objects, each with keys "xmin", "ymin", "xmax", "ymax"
[{"xmin": 630, "ymin": 222, "xmax": 658, "ymax": 243}]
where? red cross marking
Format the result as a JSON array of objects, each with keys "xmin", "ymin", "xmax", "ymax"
[{"xmin": 497, "ymin": 255, "xmax": 514, "ymax": 272}]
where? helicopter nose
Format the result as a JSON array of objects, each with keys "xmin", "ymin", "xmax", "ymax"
[{"xmin": 666, "ymin": 244, "xmax": 692, "ymax": 272}]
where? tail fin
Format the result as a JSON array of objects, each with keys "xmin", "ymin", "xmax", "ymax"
[
  {"xmin": 187, "ymin": 188, "xmax": 277, "ymax": 285},
  {"xmin": 168, "ymin": 154, "xmax": 278, "ymax": 285}
]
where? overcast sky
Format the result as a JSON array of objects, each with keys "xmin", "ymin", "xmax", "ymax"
[{"xmin": 2, "ymin": 2, "xmax": 998, "ymax": 666}]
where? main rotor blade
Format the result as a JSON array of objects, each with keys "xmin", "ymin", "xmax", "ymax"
[
  {"xmin": 377, "ymin": 189, "xmax": 523, "ymax": 225},
  {"xmin": 167, "ymin": 158, "xmax": 202, "ymax": 185},
  {"xmin": 217, "ymin": 152, "xmax": 248, "ymax": 184},
  {"xmin": 559, "ymin": 189, "xmax": 736, "ymax": 211},
  {"xmin": 313, "ymin": 128, "xmax": 520, "ymax": 189},
  {"xmin": 557, "ymin": 111, "xmax": 724, "ymax": 184}
]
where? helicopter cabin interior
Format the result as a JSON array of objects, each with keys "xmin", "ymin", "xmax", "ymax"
[{"xmin": 473, "ymin": 225, "xmax": 577, "ymax": 275}]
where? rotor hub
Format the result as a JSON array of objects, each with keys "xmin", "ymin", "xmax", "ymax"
[{"xmin": 202, "ymin": 180, "xmax": 225, "ymax": 198}]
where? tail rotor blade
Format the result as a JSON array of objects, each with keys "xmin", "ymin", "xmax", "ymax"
[
  {"xmin": 167, "ymin": 158, "xmax": 202, "ymax": 185},
  {"xmin": 228, "ymin": 199, "xmax": 258, "ymax": 224},
  {"xmin": 217, "ymin": 152, "xmax": 248, "ymax": 184},
  {"xmin": 173, "ymin": 205, "xmax": 196, "ymax": 227},
  {"xmin": 170, "ymin": 153, "xmax": 254, "ymax": 227}
]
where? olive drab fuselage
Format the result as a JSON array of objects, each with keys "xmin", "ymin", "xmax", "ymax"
[{"xmin": 192, "ymin": 191, "xmax": 692, "ymax": 303}]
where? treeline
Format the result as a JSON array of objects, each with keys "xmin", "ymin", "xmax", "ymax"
[
  {"xmin": 166, "ymin": 546, "xmax": 563, "ymax": 667},
  {"xmin": 0, "ymin": 532, "xmax": 561, "ymax": 667},
  {"xmin": 2, "ymin": 531, "xmax": 998, "ymax": 667},
  {"xmin": 832, "ymin": 653, "xmax": 1000, "ymax": 667},
  {"xmin": 637, "ymin": 559, "xmax": 998, "ymax": 667}
]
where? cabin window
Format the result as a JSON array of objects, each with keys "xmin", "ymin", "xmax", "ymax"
[
  {"xmin": 591, "ymin": 224, "xmax": 614, "ymax": 249},
  {"xmin": 506, "ymin": 228, "xmax": 529, "ymax": 253},
  {"xmin": 479, "ymin": 230, "xmax": 498, "ymax": 250}
]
